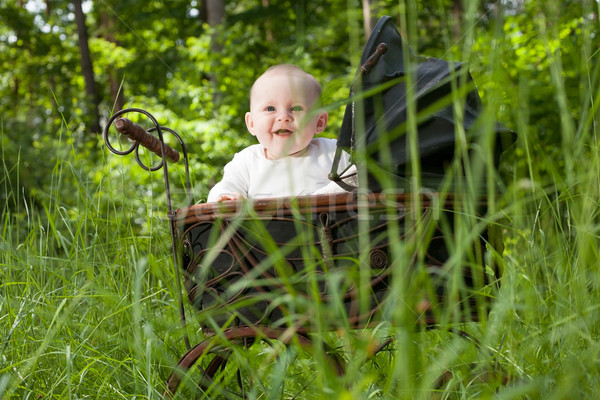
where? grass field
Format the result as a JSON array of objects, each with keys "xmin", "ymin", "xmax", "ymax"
[{"xmin": 3, "ymin": 112, "xmax": 600, "ymax": 400}]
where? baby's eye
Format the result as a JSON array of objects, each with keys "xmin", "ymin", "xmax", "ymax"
[
  {"xmin": 291, "ymin": 105, "xmax": 303, "ymax": 112},
  {"xmin": 265, "ymin": 106, "xmax": 275, "ymax": 111}
]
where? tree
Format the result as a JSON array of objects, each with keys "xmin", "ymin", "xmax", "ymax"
[
  {"xmin": 207, "ymin": 0, "xmax": 225, "ymax": 103},
  {"xmin": 362, "ymin": 0, "xmax": 380, "ymax": 38},
  {"xmin": 99, "ymin": 10, "xmax": 125, "ymax": 112},
  {"xmin": 207, "ymin": 0, "xmax": 225, "ymax": 26},
  {"xmin": 73, "ymin": 0, "xmax": 101, "ymax": 134}
]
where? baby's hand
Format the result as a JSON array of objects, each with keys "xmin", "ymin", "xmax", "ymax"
[{"xmin": 216, "ymin": 193, "xmax": 243, "ymax": 201}]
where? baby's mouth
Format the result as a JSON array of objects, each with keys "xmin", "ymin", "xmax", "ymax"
[{"xmin": 274, "ymin": 129, "xmax": 293, "ymax": 136}]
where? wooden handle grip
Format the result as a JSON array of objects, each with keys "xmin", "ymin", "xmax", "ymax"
[
  {"xmin": 114, "ymin": 118, "xmax": 180, "ymax": 163},
  {"xmin": 360, "ymin": 43, "xmax": 388, "ymax": 75}
]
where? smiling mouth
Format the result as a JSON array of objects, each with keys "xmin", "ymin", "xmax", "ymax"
[{"xmin": 274, "ymin": 129, "xmax": 293, "ymax": 135}]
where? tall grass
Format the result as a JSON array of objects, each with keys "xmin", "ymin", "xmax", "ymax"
[
  {"xmin": 2, "ymin": 5, "xmax": 600, "ymax": 400},
  {"xmin": 0, "ymin": 135, "xmax": 187, "ymax": 398}
]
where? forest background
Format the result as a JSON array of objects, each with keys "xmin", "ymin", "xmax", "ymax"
[
  {"xmin": 2, "ymin": 0, "xmax": 600, "ymax": 398},
  {"xmin": 2, "ymin": 0, "xmax": 593, "ymax": 206}
]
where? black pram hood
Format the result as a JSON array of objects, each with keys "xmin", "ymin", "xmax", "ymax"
[{"xmin": 331, "ymin": 15, "xmax": 513, "ymax": 191}]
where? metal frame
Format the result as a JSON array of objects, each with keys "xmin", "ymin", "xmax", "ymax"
[{"xmin": 103, "ymin": 107, "xmax": 193, "ymax": 348}]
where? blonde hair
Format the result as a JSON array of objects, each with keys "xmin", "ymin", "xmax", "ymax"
[{"xmin": 249, "ymin": 64, "xmax": 322, "ymax": 106}]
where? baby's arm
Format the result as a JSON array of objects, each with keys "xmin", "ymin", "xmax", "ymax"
[{"xmin": 207, "ymin": 152, "xmax": 250, "ymax": 202}]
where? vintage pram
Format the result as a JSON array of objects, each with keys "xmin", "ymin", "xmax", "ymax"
[{"xmin": 103, "ymin": 16, "xmax": 512, "ymax": 399}]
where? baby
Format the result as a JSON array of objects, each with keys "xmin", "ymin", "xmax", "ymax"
[{"xmin": 207, "ymin": 64, "xmax": 352, "ymax": 202}]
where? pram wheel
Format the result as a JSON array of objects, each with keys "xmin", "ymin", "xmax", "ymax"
[{"xmin": 164, "ymin": 327, "xmax": 345, "ymax": 399}]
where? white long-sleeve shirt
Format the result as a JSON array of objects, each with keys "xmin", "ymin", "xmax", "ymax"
[{"xmin": 207, "ymin": 138, "xmax": 352, "ymax": 202}]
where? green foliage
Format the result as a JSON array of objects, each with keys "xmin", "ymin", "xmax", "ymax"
[
  {"xmin": 3, "ymin": 0, "xmax": 595, "ymax": 208},
  {"xmin": 468, "ymin": 1, "xmax": 595, "ymax": 186}
]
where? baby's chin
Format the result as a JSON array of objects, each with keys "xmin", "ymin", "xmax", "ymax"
[{"xmin": 264, "ymin": 146, "xmax": 307, "ymax": 160}]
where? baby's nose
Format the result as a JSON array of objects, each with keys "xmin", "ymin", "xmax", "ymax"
[{"xmin": 277, "ymin": 110, "xmax": 293, "ymax": 121}]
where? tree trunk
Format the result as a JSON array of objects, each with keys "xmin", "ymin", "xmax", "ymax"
[
  {"xmin": 262, "ymin": 0, "xmax": 273, "ymax": 42},
  {"xmin": 362, "ymin": 0, "xmax": 379, "ymax": 39},
  {"xmin": 197, "ymin": 0, "xmax": 208, "ymax": 23},
  {"xmin": 14, "ymin": 0, "xmax": 25, "ymax": 105},
  {"xmin": 206, "ymin": 0, "xmax": 225, "ymax": 27},
  {"xmin": 206, "ymin": 0, "xmax": 225, "ymax": 104},
  {"xmin": 452, "ymin": 0, "xmax": 462, "ymax": 40},
  {"xmin": 101, "ymin": 11, "xmax": 125, "ymax": 112},
  {"xmin": 73, "ymin": 0, "xmax": 101, "ymax": 134}
]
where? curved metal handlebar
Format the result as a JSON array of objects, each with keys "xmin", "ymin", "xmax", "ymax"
[
  {"xmin": 102, "ymin": 107, "xmax": 192, "ymax": 208},
  {"xmin": 114, "ymin": 117, "xmax": 181, "ymax": 163}
]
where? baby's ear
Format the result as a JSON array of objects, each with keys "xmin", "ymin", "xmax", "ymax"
[
  {"xmin": 245, "ymin": 112, "xmax": 256, "ymax": 136},
  {"xmin": 315, "ymin": 111, "xmax": 328, "ymax": 134}
]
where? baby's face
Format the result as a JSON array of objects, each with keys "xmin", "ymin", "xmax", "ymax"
[{"xmin": 245, "ymin": 70, "xmax": 327, "ymax": 160}]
